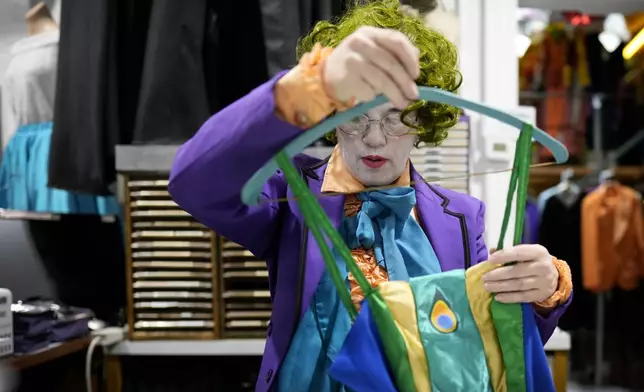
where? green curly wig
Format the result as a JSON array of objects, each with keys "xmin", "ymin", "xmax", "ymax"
[{"xmin": 297, "ymin": 0, "xmax": 463, "ymax": 146}]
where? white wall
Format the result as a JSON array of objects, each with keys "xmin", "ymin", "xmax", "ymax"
[
  {"xmin": 458, "ymin": 0, "xmax": 520, "ymax": 249},
  {"xmin": 0, "ymin": 0, "xmax": 28, "ymax": 79}
]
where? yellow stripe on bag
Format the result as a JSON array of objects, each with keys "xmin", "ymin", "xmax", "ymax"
[
  {"xmin": 465, "ymin": 262, "xmax": 507, "ymax": 392},
  {"xmin": 379, "ymin": 281, "xmax": 431, "ymax": 392}
]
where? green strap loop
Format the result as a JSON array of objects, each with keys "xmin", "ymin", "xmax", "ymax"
[{"xmin": 497, "ymin": 124, "xmax": 533, "ymax": 250}]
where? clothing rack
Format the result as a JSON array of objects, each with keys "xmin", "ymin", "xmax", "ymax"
[
  {"xmin": 519, "ymin": 91, "xmax": 637, "ymax": 101},
  {"xmin": 0, "ymin": 209, "xmax": 117, "ymax": 223},
  {"xmin": 0, "ymin": 209, "xmax": 60, "ymax": 221},
  {"xmin": 586, "ymin": 96, "xmax": 644, "ymax": 387}
]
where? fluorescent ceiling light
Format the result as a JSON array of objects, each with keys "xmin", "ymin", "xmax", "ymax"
[
  {"xmin": 623, "ymin": 27, "xmax": 644, "ymax": 60},
  {"xmin": 516, "ymin": 34, "xmax": 532, "ymax": 58},
  {"xmin": 599, "ymin": 31, "xmax": 622, "ymax": 53}
]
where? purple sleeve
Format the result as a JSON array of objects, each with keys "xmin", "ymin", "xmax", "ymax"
[
  {"xmin": 169, "ymin": 72, "xmax": 300, "ymax": 259},
  {"xmin": 474, "ymin": 201, "xmax": 489, "ymax": 264},
  {"xmin": 472, "ymin": 200, "xmax": 570, "ymax": 345},
  {"xmin": 534, "ymin": 295, "xmax": 572, "ymax": 344}
]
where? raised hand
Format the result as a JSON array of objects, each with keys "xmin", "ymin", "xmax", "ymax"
[{"xmin": 323, "ymin": 26, "xmax": 421, "ymax": 109}]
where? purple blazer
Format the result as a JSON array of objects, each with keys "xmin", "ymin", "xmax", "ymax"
[{"xmin": 169, "ymin": 74, "xmax": 570, "ymax": 392}]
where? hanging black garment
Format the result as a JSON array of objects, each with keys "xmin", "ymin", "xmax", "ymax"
[
  {"xmin": 584, "ymin": 33, "xmax": 627, "ymax": 154},
  {"xmin": 49, "ymin": 0, "xmax": 120, "ymax": 195},
  {"xmin": 49, "ymin": 0, "xmax": 343, "ymax": 193},
  {"xmin": 131, "ymin": 0, "xmax": 211, "ymax": 144},
  {"xmin": 259, "ymin": 0, "xmax": 346, "ymax": 76},
  {"xmin": 49, "ymin": 0, "xmax": 226, "ymax": 193},
  {"xmin": 538, "ymin": 192, "xmax": 594, "ymax": 331},
  {"xmin": 209, "ymin": 0, "xmax": 269, "ymax": 111}
]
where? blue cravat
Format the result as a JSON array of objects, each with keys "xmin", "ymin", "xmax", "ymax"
[{"xmin": 343, "ymin": 187, "xmax": 442, "ymax": 281}]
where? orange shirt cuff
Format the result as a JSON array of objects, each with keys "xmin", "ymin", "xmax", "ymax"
[
  {"xmin": 535, "ymin": 257, "xmax": 573, "ymax": 310},
  {"xmin": 273, "ymin": 43, "xmax": 355, "ymax": 129}
]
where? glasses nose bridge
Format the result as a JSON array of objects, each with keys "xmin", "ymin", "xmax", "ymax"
[
  {"xmin": 364, "ymin": 117, "xmax": 385, "ymax": 134},
  {"xmin": 362, "ymin": 117, "xmax": 388, "ymax": 145}
]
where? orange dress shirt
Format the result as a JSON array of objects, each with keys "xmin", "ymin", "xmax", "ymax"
[{"xmin": 581, "ymin": 183, "xmax": 644, "ymax": 292}]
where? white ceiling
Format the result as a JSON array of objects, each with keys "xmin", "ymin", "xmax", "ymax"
[{"xmin": 519, "ymin": 0, "xmax": 644, "ymax": 14}]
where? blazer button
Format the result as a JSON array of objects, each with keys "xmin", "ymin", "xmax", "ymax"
[{"xmin": 265, "ymin": 369, "xmax": 274, "ymax": 383}]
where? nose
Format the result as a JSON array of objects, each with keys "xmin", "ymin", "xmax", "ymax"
[{"xmin": 362, "ymin": 122, "xmax": 387, "ymax": 148}]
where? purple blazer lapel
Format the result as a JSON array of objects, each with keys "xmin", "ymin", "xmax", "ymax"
[
  {"xmin": 411, "ymin": 168, "xmax": 469, "ymax": 271},
  {"xmin": 297, "ymin": 162, "xmax": 345, "ymax": 316}
]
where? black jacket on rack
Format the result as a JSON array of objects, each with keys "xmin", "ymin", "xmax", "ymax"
[
  {"xmin": 539, "ymin": 191, "xmax": 595, "ymax": 331},
  {"xmin": 49, "ymin": 0, "xmax": 345, "ymax": 195},
  {"xmin": 259, "ymin": 0, "xmax": 346, "ymax": 76}
]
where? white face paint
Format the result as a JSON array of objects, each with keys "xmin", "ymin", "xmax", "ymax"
[{"xmin": 336, "ymin": 103, "xmax": 417, "ymax": 187}]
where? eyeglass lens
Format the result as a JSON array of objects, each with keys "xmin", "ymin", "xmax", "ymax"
[{"xmin": 340, "ymin": 113, "xmax": 419, "ymax": 136}]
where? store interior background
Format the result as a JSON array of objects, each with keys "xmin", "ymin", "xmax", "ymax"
[{"xmin": 1, "ymin": 0, "xmax": 644, "ymax": 391}]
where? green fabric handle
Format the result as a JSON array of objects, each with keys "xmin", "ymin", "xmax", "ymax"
[
  {"xmin": 491, "ymin": 125, "xmax": 533, "ymax": 392},
  {"xmin": 496, "ymin": 124, "xmax": 533, "ymax": 251}
]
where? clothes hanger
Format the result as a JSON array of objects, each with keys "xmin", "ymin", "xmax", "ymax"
[
  {"xmin": 242, "ymin": 86, "xmax": 569, "ymax": 207},
  {"xmin": 556, "ymin": 167, "xmax": 574, "ymax": 191},
  {"xmin": 555, "ymin": 167, "xmax": 581, "ymax": 207}
]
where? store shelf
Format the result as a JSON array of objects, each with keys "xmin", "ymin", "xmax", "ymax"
[
  {"xmin": 529, "ymin": 164, "xmax": 644, "ymax": 194},
  {"xmin": 530, "ymin": 164, "xmax": 644, "ymax": 179},
  {"xmin": 124, "ymin": 176, "xmax": 220, "ymax": 340},
  {"xmin": 107, "ymin": 328, "xmax": 568, "ymax": 357},
  {"xmin": 544, "ymin": 328, "xmax": 571, "ymax": 352},
  {"xmin": 219, "ymin": 238, "xmax": 271, "ymax": 338},
  {"xmin": 115, "ymin": 145, "xmax": 180, "ymax": 173},
  {"xmin": 107, "ymin": 339, "xmax": 265, "ymax": 356}
]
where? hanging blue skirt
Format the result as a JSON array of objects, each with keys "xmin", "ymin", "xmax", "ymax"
[{"xmin": 0, "ymin": 122, "xmax": 120, "ymax": 215}]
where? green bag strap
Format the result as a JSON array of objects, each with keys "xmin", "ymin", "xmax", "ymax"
[
  {"xmin": 490, "ymin": 125, "xmax": 533, "ymax": 392},
  {"xmin": 496, "ymin": 124, "xmax": 533, "ymax": 250}
]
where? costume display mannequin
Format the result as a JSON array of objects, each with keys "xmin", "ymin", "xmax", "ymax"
[
  {"xmin": 0, "ymin": 1, "xmax": 117, "ymax": 214},
  {"xmin": 1, "ymin": 2, "xmax": 59, "ymax": 151},
  {"xmin": 169, "ymin": 1, "xmax": 572, "ymax": 390}
]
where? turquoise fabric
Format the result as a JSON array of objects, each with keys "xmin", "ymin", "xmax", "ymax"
[
  {"xmin": 277, "ymin": 188, "xmax": 442, "ymax": 391},
  {"xmin": 0, "ymin": 122, "xmax": 120, "ymax": 215},
  {"xmin": 410, "ymin": 270, "xmax": 493, "ymax": 392},
  {"xmin": 276, "ymin": 268, "xmax": 352, "ymax": 391}
]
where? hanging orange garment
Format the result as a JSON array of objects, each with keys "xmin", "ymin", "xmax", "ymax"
[
  {"xmin": 540, "ymin": 30, "xmax": 571, "ymax": 160},
  {"xmin": 581, "ymin": 183, "xmax": 644, "ymax": 292},
  {"xmin": 566, "ymin": 30, "xmax": 590, "ymax": 160},
  {"xmin": 574, "ymin": 30, "xmax": 591, "ymax": 89},
  {"xmin": 519, "ymin": 42, "xmax": 543, "ymax": 91}
]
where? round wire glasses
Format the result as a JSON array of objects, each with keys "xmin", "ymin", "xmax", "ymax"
[{"xmin": 338, "ymin": 112, "xmax": 421, "ymax": 137}]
